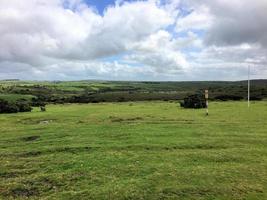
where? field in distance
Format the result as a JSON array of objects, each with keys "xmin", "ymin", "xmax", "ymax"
[
  {"xmin": 0, "ymin": 101, "xmax": 267, "ymax": 199},
  {"xmin": 1, "ymin": 80, "xmax": 267, "ymax": 103}
]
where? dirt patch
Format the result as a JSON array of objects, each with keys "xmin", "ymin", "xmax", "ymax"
[
  {"xmin": 8, "ymin": 187, "xmax": 39, "ymax": 198},
  {"xmin": 112, "ymin": 144, "xmax": 226, "ymax": 151},
  {"xmin": 0, "ymin": 171, "xmax": 18, "ymax": 178},
  {"xmin": 20, "ymin": 151, "xmax": 42, "ymax": 157},
  {"xmin": 18, "ymin": 118, "xmax": 56, "ymax": 125},
  {"xmin": 21, "ymin": 135, "xmax": 40, "ymax": 142},
  {"xmin": 160, "ymin": 187, "xmax": 217, "ymax": 198},
  {"xmin": 176, "ymin": 144, "xmax": 227, "ymax": 150},
  {"xmin": 0, "ymin": 169, "xmax": 38, "ymax": 179},
  {"xmin": 32, "ymin": 177, "xmax": 64, "ymax": 192},
  {"xmin": 160, "ymin": 185, "xmax": 264, "ymax": 199},
  {"xmin": 18, "ymin": 146, "xmax": 95, "ymax": 157},
  {"xmin": 39, "ymin": 120, "xmax": 53, "ymax": 124},
  {"xmin": 3, "ymin": 177, "xmax": 63, "ymax": 198},
  {"xmin": 109, "ymin": 116, "xmax": 143, "ymax": 123},
  {"xmin": 49, "ymin": 146, "xmax": 94, "ymax": 154}
]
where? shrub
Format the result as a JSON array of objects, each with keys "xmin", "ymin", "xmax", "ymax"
[
  {"xmin": 0, "ymin": 99, "xmax": 19, "ymax": 113},
  {"xmin": 250, "ymin": 96, "xmax": 263, "ymax": 101},
  {"xmin": 16, "ymin": 101, "xmax": 32, "ymax": 112},
  {"xmin": 214, "ymin": 95, "xmax": 243, "ymax": 101},
  {"xmin": 180, "ymin": 94, "xmax": 207, "ymax": 109},
  {"xmin": 0, "ymin": 99, "xmax": 32, "ymax": 114},
  {"xmin": 31, "ymin": 97, "xmax": 46, "ymax": 107}
]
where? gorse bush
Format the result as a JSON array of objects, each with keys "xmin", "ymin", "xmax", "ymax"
[
  {"xmin": 180, "ymin": 94, "xmax": 207, "ymax": 109},
  {"xmin": 31, "ymin": 97, "xmax": 46, "ymax": 107},
  {"xmin": 0, "ymin": 99, "xmax": 18, "ymax": 113},
  {"xmin": 0, "ymin": 99, "xmax": 32, "ymax": 113},
  {"xmin": 16, "ymin": 100, "xmax": 32, "ymax": 112}
]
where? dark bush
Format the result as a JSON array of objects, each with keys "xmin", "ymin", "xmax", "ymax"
[
  {"xmin": 0, "ymin": 99, "xmax": 18, "ymax": 113},
  {"xmin": 117, "ymin": 97, "xmax": 125, "ymax": 102},
  {"xmin": 16, "ymin": 101, "xmax": 32, "ymax": 112},
  {"xmin": 31, "ymin": 97, "xmax": 46, "ymax": 107},
  {"xmin": 180, "ymin": 94, "xmax": 207, "ymax": 109},
  {"xmin": 250, "ymin": 96, "xmax": 263, "ymax": 101},
  {"xmin": 40, "ymin": 106, "xmax": 46, "ymax": 112},
  {"xmin": 0, "ymin": 99, "xmax": 32, "ymax": 114},
  {"xmin": 214, "ymin": 95, "xmax": 243, "ymax": 101}
]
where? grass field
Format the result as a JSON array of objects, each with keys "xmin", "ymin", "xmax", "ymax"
[
  {"xmin": 0, "ymin": 94, "xmax": 35, "ymax": 102},
  {"xmin": 0, "ymin": 101, "xmax": 267, "ymax": 199}
]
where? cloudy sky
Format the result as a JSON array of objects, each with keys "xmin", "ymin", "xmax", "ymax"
[{"xmin": 0, "ymin": 0, "xmax": 266, "ymax": 81}]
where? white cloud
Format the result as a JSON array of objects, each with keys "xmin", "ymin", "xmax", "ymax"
[
  {"xmin": 185, "ymin": 0, "xmax": 267, "ymax": 47},
  {"xmin": 0, "ymin": 0, "xmax": 267, "ymax": 81},
  {"xmin": 0, "ymin": 0, "xmax": 101, "ymax": 65},
  {"xmin": 174, "ymin": 0, "xmax": 267, "ymax": 80},
  {"xmin": 125, "ymin": 30, "xmax": 189, "ymax": 74},
  {"xmin": 175, "ymin": 5, "xmax": 213, "ymax": 32},
  {"xmin": 0, "ymin": 0, "xmax": 173, "ymax": 63},
  {"xmin": 0, "ymin": 0, "xmax": 185, "ymax": 80}
]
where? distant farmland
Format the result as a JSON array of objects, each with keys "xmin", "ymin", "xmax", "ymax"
[{"xmin": 0, "ymin": 79, "xmax": 267, "ymax": 104}]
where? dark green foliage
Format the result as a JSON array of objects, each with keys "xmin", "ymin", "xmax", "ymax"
[
  {"xmin": 16, "ymin": 100, "xmax": 32, "ymax": 112},
  {"xmin": 250, "ymin": 96, "xmax": 263, "ymax": 100},
  {"xmin": 0, "ymin": 99, "xmax": 32, "ymax": 113},
  {"xmin": 0, "ymin": 99, "xmax": 19, "ymax": 113},
  {"xmin": 31, "ymin": 97, "xmax": 46, "ymax": 107},
  {"xmin": 214, "ymin": 95, "xmax": 243, "ymax": 101},
  {"xmin": 180, "ymin": 94, "xmax": 207, "ymax": 109},
  {"xmin": 40, "ymin": 106, "xmax": 46, "ymax": 112},
  {"xmin": 0, "ymin": 79, "xmax": 267, "ymax": 104}
]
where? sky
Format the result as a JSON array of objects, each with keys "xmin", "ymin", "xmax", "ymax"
[{"xmin": 0, "ymin": 0, "xmax": 267, "ymax": 81}]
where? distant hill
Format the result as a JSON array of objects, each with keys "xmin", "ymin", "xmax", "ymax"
[
  {"xmin": 0, "ymin": 79, "xmax": 266, "ymax": 103},
  {"xmin": 1, "ymin": 79, "xmax": 20, "ymax": 81}
]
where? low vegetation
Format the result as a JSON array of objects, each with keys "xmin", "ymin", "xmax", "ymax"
[
  {"xmin": 0, "ymin": 101, "xmax": 266, "ymax": 199},
  {"xmin": 0, "ymin": 99, "xmax": 32, "ymax": 114},
  {"xmin": 0, "ymin": 80, "xmax": 267, "ymax": 104},
  {"xmin": 180, "ymin": 93, "xmax": 207, "ymax": 108}
]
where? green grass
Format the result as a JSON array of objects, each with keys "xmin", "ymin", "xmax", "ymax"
[
  {"xmin": 0, "ymin": 94, "xmax": 35, "ymax": 102},
  {"xmin": 0, "ymin": 101, "xmax": 267, "ymax": 199}
]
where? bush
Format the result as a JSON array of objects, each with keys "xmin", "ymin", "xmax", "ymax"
[
  {"xmin": 0, "ymin": 99, "xmax": 32, "ymax": 114},
  {"xmin": 31, "ymin": 97, "xmax": 46, "ymax": 107},
  {"xmin": 0, "ymin": 99, "xmax": 18, "ymax": 113},
  {"xmin": 250, "ymin": 96, "xmax": 263, "ymax": 101},
  {"xmin": 214, "ymin": 95, "xmax": 243, "ymax": 101},
  {"xmin": 16, "ymin": 101, "xmax": 32, "ymax": 112},
  {"xmin": 180, "ymin": 94, "xmax": 207, "ymax": 109}
]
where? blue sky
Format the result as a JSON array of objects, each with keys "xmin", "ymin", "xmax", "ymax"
[
  {"xmin": 85, "ymin": 0, "xmax": 138, "ymax": 14},
  {"xmin": 85, "ymin": 0, "xmax": 117, "ymax": 13},
  {"xmin": 0, "ymin": 0, "xmax": 266, "ymax": 81}
]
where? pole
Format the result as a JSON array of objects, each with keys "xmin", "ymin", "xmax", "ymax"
[
  {"xmin": 248, "ymin": 65, "xmax": 250, "ymax": 108},
  {"xmin": 205, "ymin": 90, "xmax": 208, "ymax": 115}
]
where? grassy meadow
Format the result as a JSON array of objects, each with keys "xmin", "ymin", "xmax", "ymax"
[{"xmin": 0, "ymin": 101, "xmax": 267, "ymax": 199}]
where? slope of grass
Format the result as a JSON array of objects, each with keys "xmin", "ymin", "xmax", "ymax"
[
  {"xmin": 0, "ymin": 94, "xmax": 35, "ymax": 102},
  {"xmin": 0, "ymin": 101, "xmax": 267, "ymax": 199}
]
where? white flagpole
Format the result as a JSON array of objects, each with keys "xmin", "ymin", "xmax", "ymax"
[{"xmin": 248, "ymin": 65, "xmax": 250, "ymax": 108}]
